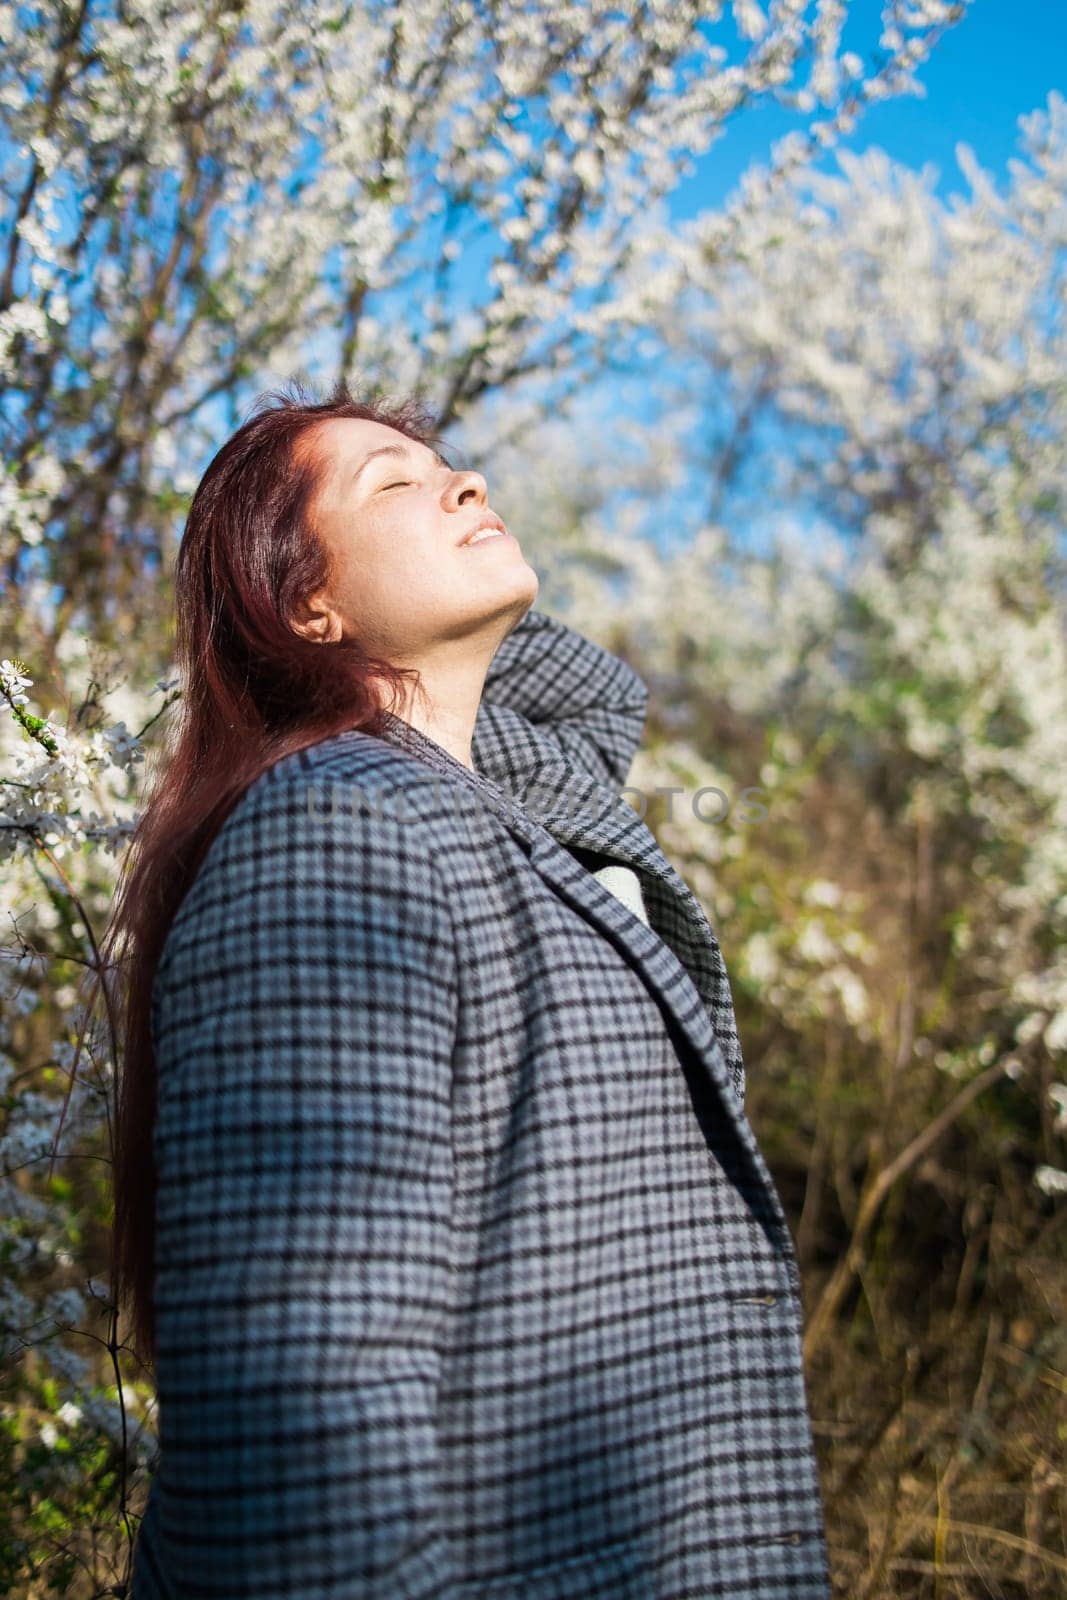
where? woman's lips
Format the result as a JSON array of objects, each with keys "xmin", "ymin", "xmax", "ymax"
[{"xmin": 460, "ymin": 528, "xmax": 515, "ymax": 548}]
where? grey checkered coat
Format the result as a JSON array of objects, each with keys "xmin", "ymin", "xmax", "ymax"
[{"xmin": 132, "ymin": 607, "xmax": 831, "ymax": 1599}]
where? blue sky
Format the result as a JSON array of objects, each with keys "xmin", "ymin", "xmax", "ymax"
[{"xmin": 673, "ymin": 0, "xmax": 1064, "ymax": 219}]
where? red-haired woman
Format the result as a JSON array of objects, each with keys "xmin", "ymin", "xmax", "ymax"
[{"xmin": 106, "ymin": 380, "xmax": 831, "ymax": 1598}]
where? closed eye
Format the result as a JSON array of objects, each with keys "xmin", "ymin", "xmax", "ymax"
[{"xmin": 380, "ymin": 480, "xmax": 411, "ymax": 491}]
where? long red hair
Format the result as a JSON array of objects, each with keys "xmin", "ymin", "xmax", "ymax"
[{"xmin": 100, "ymin": 377, "xmax": 451, "ymax": 1372}]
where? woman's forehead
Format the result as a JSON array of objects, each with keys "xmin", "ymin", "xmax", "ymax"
[{"xmin": 317, "ymin": 417, "xmax": 447, "ymax": 480}]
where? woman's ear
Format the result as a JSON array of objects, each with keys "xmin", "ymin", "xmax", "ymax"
[{"xmin": 289, "ymin": 590, "xmax": 344, "ymax": 644}]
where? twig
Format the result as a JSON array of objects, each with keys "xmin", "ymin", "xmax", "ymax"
[{"xmin": 804, "ymin": 1057, "xmax": 1012, "ymax": 1359}]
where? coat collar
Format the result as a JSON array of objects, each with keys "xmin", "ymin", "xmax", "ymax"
[{"xmin": 374, "ymin": 712, "xmax": 796, "ymax": 1264}]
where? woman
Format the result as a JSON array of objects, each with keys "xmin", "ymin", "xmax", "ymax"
[{"xmin": 108, "ymin": 380, "xmax": 831, "ymax": 1598}]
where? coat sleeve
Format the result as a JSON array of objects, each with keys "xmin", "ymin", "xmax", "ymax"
[
  {"xmin": 143, "ymin": 770, "xmax": 459, "ymax": 1599},
  {"xmin": 472, "ymin": 607, "xmax": 649, "ymax": 792}
]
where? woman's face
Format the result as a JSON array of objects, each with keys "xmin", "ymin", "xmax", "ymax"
[{"xmin": 293, "ymin": 417, "xmax": 539, "ymax": 657}]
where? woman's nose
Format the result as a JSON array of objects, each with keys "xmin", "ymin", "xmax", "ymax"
[{"xmin": 448, "ymin": 469, "xmax": 488, "ymax": 507}]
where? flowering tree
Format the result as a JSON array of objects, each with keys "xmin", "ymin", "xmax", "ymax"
[
  {"xmin": 0, "ymin": 2, "xmax": 988, "ymax": 1595},
  {"xmin": 617, "ymin": 88, "xmax": 1067, "ymax": 1101}
]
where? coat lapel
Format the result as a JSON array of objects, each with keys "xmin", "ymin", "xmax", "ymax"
[
  {"xmin": 510, "ymin": 760, "xmax": 748, "ymax": 1094},
  {"xmin": 374, "ymin": 713, "xmax": 795, "ymax": 1253}
]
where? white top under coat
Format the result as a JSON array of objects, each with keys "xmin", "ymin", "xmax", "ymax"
[{"xmin": 591, "ymin": 861, "xmax": 650, "ymax": 927}]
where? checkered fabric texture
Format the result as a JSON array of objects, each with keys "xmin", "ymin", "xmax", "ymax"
[{"xmin": 131, "ymin": 607, "xmax": 831, "ymax": 1598}]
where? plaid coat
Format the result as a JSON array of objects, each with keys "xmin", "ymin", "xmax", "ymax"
[{"xmin": 132, "ymin": 607, "xmax": 831, "ymax": 1599}]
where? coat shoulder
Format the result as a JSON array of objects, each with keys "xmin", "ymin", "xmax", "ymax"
[{"xmin": 161, "ymin": 730, "xmax": 469, "ymax": 971}]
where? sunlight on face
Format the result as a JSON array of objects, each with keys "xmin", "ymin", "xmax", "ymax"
[{"xmin": 295, "ymin": 417, "xmax": 538, "ymax": 658}]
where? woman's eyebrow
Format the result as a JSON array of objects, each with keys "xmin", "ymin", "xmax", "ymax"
[{"xmin": 351, "ymin": 444, "xmax": 452, "ymax": 486}]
